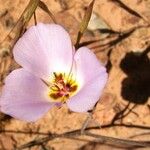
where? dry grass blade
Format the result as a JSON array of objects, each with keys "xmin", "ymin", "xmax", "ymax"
[
  {"xmin": 0, "ymin": 0, "xmax": 40, "ymax": 48},
  {"xmin": 38, "ymin": 0, "xmax": 57, "ymax": 24},
  {"xmin": 75, "ymin": 0, "xmax": 95, "ymax": 49}
]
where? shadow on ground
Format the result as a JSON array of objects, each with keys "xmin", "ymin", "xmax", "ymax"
[{"xmin": 120, "ymin": 47, "xmax": 150, "ymax": 104}]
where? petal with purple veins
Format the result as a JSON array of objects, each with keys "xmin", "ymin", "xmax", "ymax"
[
  {"xmin": 13, "ymin": 23, "xmax": 74, "ymax": 80},
  {"xmin": 67, "ymin": 47, "xmax": 108, "ymax": 112},
  {"xmin": 0, "ymin": 69, "xmax": 54, "ymax": 122},
  {"xmin": 67, "ymin": 73, "xmax": 107, "ymax": 112},
  {"xmin": 74, "ymin": 47, "xmax": 107, "ymax": 86}
]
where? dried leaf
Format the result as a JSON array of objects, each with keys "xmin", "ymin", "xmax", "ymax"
[
  {"xmin": 0, "ymin": 0, "xmax": 40, "ymax": 48},
  {"xmin": 80, "ymin": 0, "xmax": 95, "ymax": 33},
  {"xmin": 0, "ymin": 0, "xmax": 40, "ymax": 86},
  {"xmin": 22, "ymin": 0, "xmax": 40, "ymax": 25},
  {"xmin": 75, "ymin": 0, "xmax": 95, "ymax": 49},
  {"xmin": 38, "ymin": 0, "xmax": 57, "ymax": 24}
]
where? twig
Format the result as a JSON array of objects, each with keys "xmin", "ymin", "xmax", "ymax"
[
  {"xmin": 1, "ymin": 123, "xmax": 150, "ymax": 136},
  {"xmin": 85, "ymin": 132, "xmax": 150, "ymax": 147},
  {"xmin": 81, "ymin": 104, "xmax": 100, "ymax": 134},
  {"xmin": 112, "ymin": 0, "xmax": 150, "ymax": 24},
  {"xmin": 111, "ymin": 102, "xmax": 131, "ymax": 124},
  {"xmin": 16, "ymin": 129, "xmax": 150, "ymax": 149},
  {"xmin": 129, "ymin": 131, "xmax": 150, "ymax": 139},
  {"xmin": 0, "ymin": 129, "xmax": 50, "ymax": 135},
  {"xmin": 33, "ymin": 11, "xmax": 37, "ymax": 25},
  {"xmin": 81, "ymin": 113, "xmax": 93, "ymax": 134}
]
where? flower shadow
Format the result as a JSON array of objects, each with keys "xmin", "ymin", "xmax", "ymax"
[{"xmin": 120, "ymin": 47, "xmax": 150, "ymax": 104}]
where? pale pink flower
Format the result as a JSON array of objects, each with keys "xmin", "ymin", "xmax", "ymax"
[{"xmin": 0, "ymin": 23, "xmax": 108, "ymax": 122}]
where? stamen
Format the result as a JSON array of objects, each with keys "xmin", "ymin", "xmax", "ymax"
[{"xmin": 48, "ymin": 72, "xmax": 78, "ymax": 102}]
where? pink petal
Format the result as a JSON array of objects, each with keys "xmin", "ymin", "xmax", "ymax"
[
  {"xmin": 74, "ymin": 47, "xmax": 107, "ymax": 85},
  {"xmin": 13, "ymin": 23, "xmax": 74, "ymax": 80},
  {"xmin": 0, "ymin": 69, "xmax": 53, "ymax": 122},
  {"xmin": 67, "ymin": 74, "xmax": 107, "ymax": 112},
  {"xmin": 67, "ymin": 47, "xmax": 108, "ymax": 112}
]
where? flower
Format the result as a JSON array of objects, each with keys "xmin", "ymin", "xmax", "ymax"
[{"xmin": 0, "ymin": 23, "xmax": 108, "ymax": 122}]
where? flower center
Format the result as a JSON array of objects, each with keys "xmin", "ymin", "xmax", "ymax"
[{"xmin": 48, "ymin": 72, "xmax": 78, "ymax": 102}]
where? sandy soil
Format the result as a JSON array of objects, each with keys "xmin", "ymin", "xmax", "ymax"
[{"xmin": 0, "ymin": 0, "xmax": 150, "ymax": 150}]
